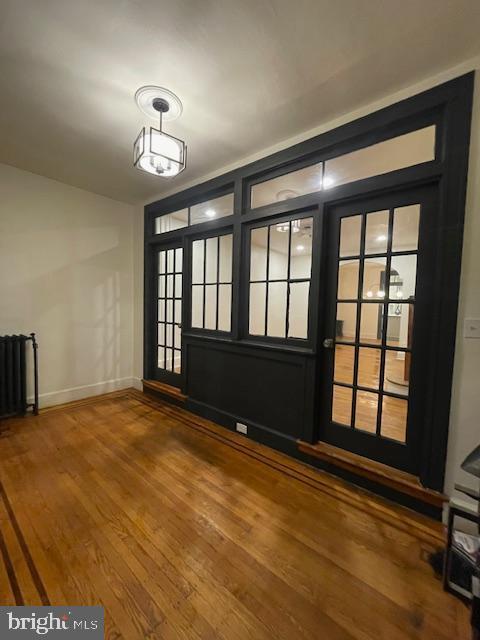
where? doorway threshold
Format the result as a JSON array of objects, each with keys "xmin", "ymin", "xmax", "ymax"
[
  {"xmin": 298, "ymin": 440, "xmax": 446, "ymax": 511},
  {"xmin": 142, "ymin": 379, "xmax": 187, "ymax": 406}
]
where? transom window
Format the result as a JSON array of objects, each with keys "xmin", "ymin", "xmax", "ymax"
[
  {"xmin": 249, "ymin": 126, "xmax": 435, "ymax": 209},
  {"xmin": 155, "ymin": 193, "xmax": 234, "ymax": 234},
  {"xmin": 248, "ymin": 217, "xmax": 313, "ymax": 340},
  {"xmin": 191, "ymin": 233, "xmax": 233, "ymax": 332},
  {"xmin": 332, "ymin": 204, "xmax": 420, "ymax": 443}
]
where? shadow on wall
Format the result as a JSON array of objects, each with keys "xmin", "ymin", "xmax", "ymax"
[{"xmin": 0, "ymin": 211, "xmax": 132, "ymax": 399}]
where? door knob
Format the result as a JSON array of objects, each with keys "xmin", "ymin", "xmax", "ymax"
[
  {"xmin": 323, "ymin": 338, "xmax": 334, "ymax": 349},
  {"xmin": 175, "ymin": 323, "xmax": 182, "ymax": 329}
]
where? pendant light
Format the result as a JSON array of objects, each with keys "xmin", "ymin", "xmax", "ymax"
[{"xmin": 133, "ymin": 86, "xmax": 187, "ymax": 178}]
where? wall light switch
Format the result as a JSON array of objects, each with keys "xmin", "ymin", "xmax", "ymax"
[{"xmin": 464, "ymin": 318, "xmax": 480, "ymax": 338}]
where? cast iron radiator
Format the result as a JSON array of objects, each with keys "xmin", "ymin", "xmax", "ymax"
[{"xmin": 0, "ymin": 333, "xmax": 38, "ymax": 419}]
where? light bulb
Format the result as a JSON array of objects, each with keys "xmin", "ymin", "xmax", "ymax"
[
  {"xmin": 366, "ymin": 290, "xmax": 373, "ymax": 298},
  {"xmin": 396, "ymin": 290, "xmax": 403, "ymax": 298},
  {"xmin": 377, "ymin": 290, "xmax": 385, "ymax": 298},
  {"xmin": 296, "ymin": 244, "xmax": 305, "ymax": 251},
  {"xmin": 323, "ymin": 175, "xmax": 335, "ymax": 189},
  {"xmin": 205, "ymin": 209, "xmax": 216, "ymax": 218},
  {"xmin": 377, "ymin": 234, "xmax": 387, "ymax": 242}
]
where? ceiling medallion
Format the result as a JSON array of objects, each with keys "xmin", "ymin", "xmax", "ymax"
[{"xmin": 133, "ymin": 86, "xmax": 187, "ymax": 178}]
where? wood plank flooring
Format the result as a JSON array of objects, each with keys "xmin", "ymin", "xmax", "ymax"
[{"xmin": 0, "ymin": 390, "xmax": 470, "ymax": 639}]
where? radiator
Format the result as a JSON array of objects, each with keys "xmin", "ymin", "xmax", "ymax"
[{"xmin": 0, "ymin": 333, "xmax": 38, "ymax": 419}]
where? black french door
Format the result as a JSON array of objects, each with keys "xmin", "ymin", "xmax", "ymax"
[
  {"xmin": 319, "ymin": 184, "xmax": 437, "ymax": 474},
  {"xmin": 155, "ymin": 241, "xmax": 184, "ymax": 386}
]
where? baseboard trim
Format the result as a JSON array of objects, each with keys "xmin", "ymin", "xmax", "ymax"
[
  {"xmin": 186, "ymin": 398, "xmax": 298, "ymax": 451},
  {"xmin": 31, "ymin": 377, "xmax": 137, "ymax": 409}
]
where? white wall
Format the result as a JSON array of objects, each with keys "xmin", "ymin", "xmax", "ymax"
[
  {"xmin": 133, "ymin": 205, "xmax": 144, "ymax": 386},
  {"xmin": 0, "ymin": 163, "xmax": 136, "ymax": 406},
  {"xmin": 445, "ymin": 74, "xmax": 480, "ymax": 499}
]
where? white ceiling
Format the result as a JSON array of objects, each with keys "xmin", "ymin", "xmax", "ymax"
[{"xmin": 1, "ymin": 0, "xmax": 480, "ymax": 204}]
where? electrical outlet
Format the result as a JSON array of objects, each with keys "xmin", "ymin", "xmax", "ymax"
[
  {"xmin": 464, "ymin": 318, "xmax": 480, "ymax": 338},
  {"xmin": 236, "ymin": 422, "xmax": 248, "ymax": 435}
]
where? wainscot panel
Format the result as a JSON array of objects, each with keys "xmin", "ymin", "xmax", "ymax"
[{"xmin": 185, "ymin": 338, "xmax": 309, "ymax": 439}]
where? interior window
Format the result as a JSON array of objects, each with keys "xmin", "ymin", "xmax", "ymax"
[
  {"xmin": 249, "ymin": 126, "xmax": 435, "ymax": 210},
  {"xmin": 191, "ymin": 233, "xmax": 233, "ymax": 332},
  {"xmin": 190, "ymin": 193, "xmax": 234, "ymax": 225},
  {"xmin": 250, "ymin": 163, "xmax": 323, "ymax": 209},
  {"xmin": 324, "ymin": 126, "xmax": 435, "ymax": 189},
  {"xmin": 155, "ymin": 209, "xmax": 188, "ymax": 234},
  {"xmin": 155, "ymin": 194, "xmax": 233, "ymax": 234},
  {"xmin": 248, "ymin": 217, "xmax": 313, "ymax": 339}
]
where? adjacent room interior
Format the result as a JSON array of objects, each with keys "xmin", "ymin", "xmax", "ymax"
[{"xmin": 1, "ymin": 1, "xmax": 480, "ymax": 638}]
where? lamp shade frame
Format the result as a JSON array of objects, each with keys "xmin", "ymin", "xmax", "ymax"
[{"xmin": 133, "ymin": 126, "xmax": 187, "ymax": 178}]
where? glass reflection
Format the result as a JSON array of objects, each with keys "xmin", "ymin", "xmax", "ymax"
[
  {"xmin": 392, "ymin": 205, "xmax": 420, "ymax": 252},
  {"xmin": 362, "ymin": 257, "xmax": 387, "ymax": 299},
  {"xmin": 381, "ymin": 396, "xmax": 408, "ymax": 442},
  {"xmin": 390, "ymin": 255, "xmax": 417, "ymax": 300},
  {"xmin": 337, "ymin": 260, "xmax": 360, "ymax": 300},
  {"xmin": 332, "ymin": 385, "xmax": 352, "ymax": 426},
  {"xmin": 365, "ymin": 210, "xmax": 389, "ymax": 255},
  {"xmin": 359, "ymin": 303, "xmax": 383, "ymax": 344},
  {"xmin": 355, "ymin": 391, "xmax": 378, "ymax": 433},
  {"xmin": 357, "ymin": 347, "xmax": 381, "ymax": 390},
  {"xmin": 334, "ymin": 345, "xmax": 355, "ymax": 385},
  {"xmin": 384, "ymin": 351, "xmax": 410, "ymax": 397},
  {"xmin": 336, "ymin": 303, "xmax": 357, "ymax": 342},
  {"xmin": 339, "ymin": 215, "xmax": 362, "ymax": 257},
  {"xmin": 386, "ymin": 304, "xmax": 413, "ymax": 348}
]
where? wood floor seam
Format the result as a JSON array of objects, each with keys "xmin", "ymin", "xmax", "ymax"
[
  {"xmin": 0, "ymin": 506, "xmax": 23, "ymax": 605},
  {"xmin": 0, "ymin": 478, "xmax": 50, "ymax": 606}
]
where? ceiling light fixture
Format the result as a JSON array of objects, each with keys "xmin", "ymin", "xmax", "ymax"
[
  {"xmin": 296, "ymin": 244, "xmax": 305, "ymax": 251},
  {"xmin": 276, "ymin": 220, "xmax": 301, "ymax": 233},
  {"xmin": 133, "ymin": 86, "xmax": 187, "ymax": 178},
  {"xmin": 205, "ymin": 209, "xmax": 216, "ymax": 218}
]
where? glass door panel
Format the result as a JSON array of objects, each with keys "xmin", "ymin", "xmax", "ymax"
[
  {"xmin": 156, "ymin": 243, "xmax": 183, "ymax": 385},
  {"xmin": 320, "ymin": 187, "xmax": 435, "ymax": 474}
]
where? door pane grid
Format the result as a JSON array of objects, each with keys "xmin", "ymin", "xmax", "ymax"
[
  {"xmin": 334, "ymin": 205, "xmax": 419, "ymax": 443},
  {"xmin": 191, "ymin": 233, "xmax": 233, "ymax": 332},
  {"xmin": 264, "ymin": 225, "xmax": 271, "ymax": 336},
  {"xmin": 202, "ymin": 238, "xmax": 207, "ymax": 329},
  {"xmin": 248, "ymin": 217, "xmax": 313, "ymax": 339},
  {"xmin": 374, "ymin": 208, "xmax": 394, "ymax": 436},
  {"xmin": 350, "ymin": 212, "xmax": 366, "ymax": 431},
  {"xmin": 157, "ymin": 247, "xmax": 183, "ymax": 374}
]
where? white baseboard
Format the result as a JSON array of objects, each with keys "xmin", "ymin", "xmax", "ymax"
[
  {"xmin": 131, "ymin": 377, "xmax": 143, "ymax": 391},
  {"xmin": 30, "ymin": 377, "xmax": 138, "ymax": 409}
]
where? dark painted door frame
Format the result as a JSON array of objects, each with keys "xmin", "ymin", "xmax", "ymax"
[{"xmin": 317, "ymin": 184, "xmax": 437, "ymax": 477}]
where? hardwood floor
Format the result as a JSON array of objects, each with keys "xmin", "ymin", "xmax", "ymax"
[{"xmin": 0, "ymin": 391, "xmax": 470, "ymax": 639}]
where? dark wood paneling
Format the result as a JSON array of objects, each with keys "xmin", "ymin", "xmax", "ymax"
[{"xmin": 185, "ymin": 339, "xmax": 308, "ymax": 439}]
